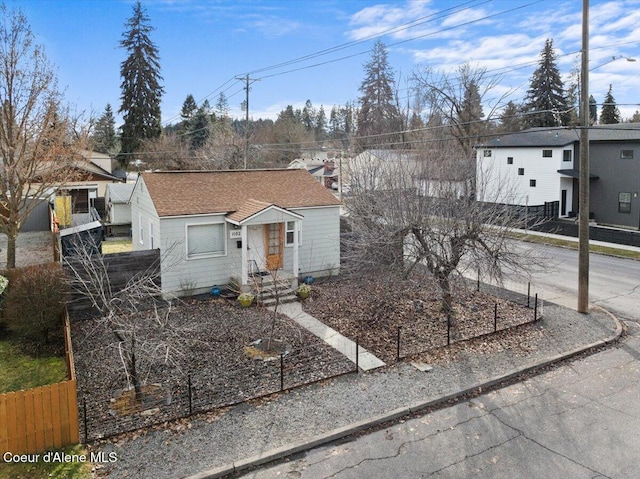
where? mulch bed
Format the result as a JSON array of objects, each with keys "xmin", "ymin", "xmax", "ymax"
[
  {"xmin": 71, "ymin": 297, "xmax": 354, "ymax": 440},
  {"xmin": 303, "ymin": 269, "xmax": 537, "ymax": 363}
]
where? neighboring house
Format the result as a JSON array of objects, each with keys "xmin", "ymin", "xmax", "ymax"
[
  {"xmin": 130, "ymin": 169, "xmax": 342, "ymax": 297},
  {"xmin": 347, "ymin": 149, "xmax": 423, "ymax": 191},
  {"xmin": 287, "ymin": 158, "xmax": 338, "ymax": 189},
  {"xmin": 104, "ymin": 183, "xmax": 135, "ymax": 237},
  {"xmin": 49, "ymin": 150, "xmax": 123, "ymax": 227},
  {"xmin": 476, "ymin": 124, "xmax": 640, "ymax": 228}
]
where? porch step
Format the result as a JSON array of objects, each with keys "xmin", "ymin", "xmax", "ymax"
[{"xmin": 259, "ymin": 293, "xmax": 298, "ymax": 307}]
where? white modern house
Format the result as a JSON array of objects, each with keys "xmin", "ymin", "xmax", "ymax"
[
  {"xmin": 130, "ymin": 169, "xmax": 342, "ymax": 297},
  {"xmin": 476, "ymin": 124, "xmax": 640, "ymax": 228}
]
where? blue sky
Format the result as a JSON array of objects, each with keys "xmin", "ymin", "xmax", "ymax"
[{"xmin": 7, "ymin": 0, "xmax": 640, "ymax": 126}]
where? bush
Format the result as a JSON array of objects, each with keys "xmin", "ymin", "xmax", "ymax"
[{"xmin": 1, "ymin": 263, "xmax": 67, "ymax": 350}]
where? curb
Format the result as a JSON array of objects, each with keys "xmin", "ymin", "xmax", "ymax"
[{"xmin": 184, "ymin": 307, "xmax": 623, "ymax": 479}]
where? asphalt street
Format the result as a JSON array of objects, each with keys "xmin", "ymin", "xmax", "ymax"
[{"xmin": 239, "ymin": 319, "xmax": 640, "ymax": 479}]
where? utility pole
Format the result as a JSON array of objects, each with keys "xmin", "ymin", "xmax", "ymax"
[
  {"xmin": 578, "ymin": 0, "xmax": 589, "ymax": 313},
  {"xmin": 236, "ymin": 74, "xmax": 260, "ymax": 169}
]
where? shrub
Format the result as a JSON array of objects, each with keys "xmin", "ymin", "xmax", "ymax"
[{"xmin": 2, "ymin": 263, "xmax": 67, "ymax": 350}]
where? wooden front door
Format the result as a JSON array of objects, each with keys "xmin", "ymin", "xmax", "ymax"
[{"xmin": 264, "ymin": 223, "xmax": 284, "ymax": 270}]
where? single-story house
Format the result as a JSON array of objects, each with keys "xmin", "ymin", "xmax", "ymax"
[
  {"xmin": 130, "ymin": 169, "xmax": 342, "ymax": 297},
  {"xmin": 105, "ymin": 183, "xmax": 135, "ymax": 237},
  {"xmin": 476, "ymin": 124, "xmax": 640, "ymax": 228}
]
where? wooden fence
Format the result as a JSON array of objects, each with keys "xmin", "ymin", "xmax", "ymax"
[{"xmin": 0, "ymin": 312, "xmax": 79, "ymax": 455}]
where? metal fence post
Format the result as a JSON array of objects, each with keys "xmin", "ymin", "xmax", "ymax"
[
  {"xmin": 447, "ymin": 318, "xmax": 451, "ymax": 346},
  {"xmin": 477, "ymin": 270, "xmax": 480, "ymax": 292},
  {"xmin": 534, "ymin": 293, "xmax": 538, "ymax": 320},
  {"xmin": 494, "ymin": 302, "xmax": 498, "ymax": 332},
  {"xmin": 396, "ymin": 326, "xmax": 402, "ymax": 361},
  {"xmin": 188, "ymin": 374, "xmax": 192, "ymax": 415},
  {"xmin": 527, "ymin": 282, "xmax": 531, "ymax": 308},
  {"xmin": 355, "ymin": 338, "xmax": 359, "ymax": 372},
  {"xmin": 280, "ymin": 354, "xmax": 284, "ymax": 391}
]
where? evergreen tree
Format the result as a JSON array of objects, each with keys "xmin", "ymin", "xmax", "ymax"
[
  {"xmin": 457, "ymin": 79, "xmax": 484, "ymax": 143},
  {"xmin": 118, "ymin": 1, "xmax": 163, "ymax": 159},
  {"xmin": 215, "ymin": 92, "xmax": 230, "ymax": 119},
  {"xmin": 523, "ymin": 39, "xmax": 569, "ymax": 128},
  {"xmin": 498, "ymin": 101, "xmax": 524, "ymax": 133},
  {"xmin": 179, "ymin": 94, "xmax": 197, "ymax": 136},
  {"xmin": 357, "ymin": 40, "xmax": 402, "ymax": 149},
  {"xmin": 301, "ymin": 100, "xmax": 315, "ymax": 131},
  {"xmin": 589, "ymin": 95, "xmax": 598, "ymax": 125},
  {"xmin": 189, "ymin": 99, "xmax": 211, "ymax": 150},
  {"xmin": 600, "ymin": 85, "xmax": 621, "ymax": 124},
  {"xmin": 92, "ymin": 104, "xmax": 119, "ymax": 154},
  {"xmin": 315, "ymin": 105, "xmax": 327, "ymax": 141}
]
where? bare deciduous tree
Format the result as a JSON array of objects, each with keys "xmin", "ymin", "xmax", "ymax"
[
  {"xmin": 343, "ymin": 142, "xmax": 543, "ymax": 326},
  {"xmin": 64, "ymin": 240, "xmax": 191, "ymax": 401},
  {"xmin": 0, "ymin": 4, "xmax": 87, "ymax": 268}
]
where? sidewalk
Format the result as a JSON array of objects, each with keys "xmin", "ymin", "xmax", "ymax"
[{"xmin": 90, "ymin": 298, "xmax": 622, "ymax": 479}]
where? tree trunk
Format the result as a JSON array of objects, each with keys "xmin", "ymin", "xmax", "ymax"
[
  {"xmin": 438, "ymin": 275, "xmax": 455, "ymax": 327},
  {"xmin": 5, "ymin": 226, "xmax": 17, "ymax": 269},
  {"xmin": 129, "ymin": 336, "xmax": 143, "ymax": 401}
]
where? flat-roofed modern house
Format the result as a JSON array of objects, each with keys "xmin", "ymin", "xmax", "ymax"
[
  {"xmin": 476, "ymin": 124, "xmax": 640, "ymax": 228},
  {"xmin": 130, "ymin": 169, "xmax": 342, "ymax": 297}
]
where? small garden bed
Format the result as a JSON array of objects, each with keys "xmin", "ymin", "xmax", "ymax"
[{"xmin": 303, "ymin": 269, "xmax": 536, "ymax": 363}]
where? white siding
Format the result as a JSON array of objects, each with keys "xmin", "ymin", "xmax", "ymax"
[
  {"xmin": 158, "ymin": 214, "xmax": 241, "ymax": 295},
  {"xmin": 130, "ymin": 177, "xmax": 160, "ymax": 250},
  {"xmin": 477, "ymin": 145, "xmax": 573, "ymax": 207},
  {"xmin": 285, "ymin": 206, "xmax": 340, "ymax": 277}
]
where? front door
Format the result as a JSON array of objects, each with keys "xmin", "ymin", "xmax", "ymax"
[{"xmin": 264, "ymin": 223, "xmax": 284, "ymax": 270}]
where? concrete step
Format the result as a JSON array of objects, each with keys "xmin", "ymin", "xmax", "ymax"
[{"xmin": 259, "ymin": 293, "xmax": 298, "ymax": 307}]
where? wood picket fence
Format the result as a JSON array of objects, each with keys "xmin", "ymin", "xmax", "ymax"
[{"xmin": 0, "ymin": 312, "xmax": 79, "ymax": 455}]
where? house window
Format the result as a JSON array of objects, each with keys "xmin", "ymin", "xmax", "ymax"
[
  {"xmin": 285, "ymin": 221, "xmax": 301, "ymax": 246},
  {"xmin": 530, "ymin": 179, "xmax": 537, "ymax": 187},
  {"xmin": 542, "ymin": 149, "xmax": 552, "ymax": 157},
  {"xmin": 518, "ymin": 168, "xmax": 524, "ymax": 176},
  {"xmin": 563, "ymin": 150, "xmax": 572, "ymax": 162},
  {"xmin": 507, "ymin": 157, "xmax": 513, "ymax": 165},
  {"xmin": 483, "ymin": 150, "xmax": 492, "ymax": 157},
  {"xmin": 187, "ymin": 223, "xmax": 226, "ymax": 258},
  {"xmin": 618, "ymin": 192, "xmax": 632, "ymax": 213},
  {"xmin": 139, "ymin": 214, "xmax": 144, "ymax": 245},
  {"xmin": 621, "ymin": 150, "xmax": 634, "ymax": 159},
  {"xmin": 149, "ymin": 221, "xmax": 155, "ymax": 249}
]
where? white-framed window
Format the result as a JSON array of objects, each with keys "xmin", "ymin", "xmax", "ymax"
[
  {"xmin": 530, "ymin": 179, "xmax": 537, "ymax": 187},
  {"xmin": 563, "ymin": 150, "xmax": 572, "ymax": 162},
  {"xmin": 186, "ymin": 223, "xmax": 226, "ymax": 258},
  {"xmin": 542, "ymin": 149, "xmax": 552, "ymax": 157},
  {"xmin": 149, "ymin": 220, "xmax": 155, "ymax": 249},
  {"xmin": 518, "ymin": 168, "xmax": 525, "ymax": 176},
  {"xmin": 139, "ymin": 213, "xmax": 144, "ymax": 245},
  {"xmin": 285, "ymin": 221, "xmax": 302, "ymax": 246},
  {"xmin": 621, "ymin": 150, "xmax": 634, "ymax": 159},
  {"xmin": 507, "ymin": 157, "xmax": 513, "ymax": 165},
  {"xmin": 483, "ymin": 150, "xmax": 492, "ymax": 157},
  {"xmin": 619, "ymin": 192, "xmax": 632, "ymax": 213}
]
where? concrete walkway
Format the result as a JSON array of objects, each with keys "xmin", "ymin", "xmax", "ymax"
[{"xmin": 274, "ymin": 301, "xmax": 386, "ymax": 371}]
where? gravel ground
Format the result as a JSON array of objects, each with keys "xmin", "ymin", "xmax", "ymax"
[
  {"xmin": 0, "ymin": 231, "xmax": 55, "ymax": 268},
  {"xmin": 88, "ymin": 301, "xmax": 618, "ymax": 479}
]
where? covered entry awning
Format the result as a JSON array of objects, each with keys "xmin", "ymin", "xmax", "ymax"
[{"xmin": 557, "ymin": 169, "xmax": 599, "ymax": 179}]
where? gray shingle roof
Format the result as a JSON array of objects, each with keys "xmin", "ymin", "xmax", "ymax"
[
  {"xmin": 478, "ymin": 124, "xmax": 640, "ymax": 148},
  {"xmin": 107, "ymin": 183, "xmax": 135, "ymax": 203}
]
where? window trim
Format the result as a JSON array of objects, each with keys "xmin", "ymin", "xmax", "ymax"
[
  {"xmin": 139, "ymin": 213, "xmax": 144, "ymax": 245},
  {"xmin": 185, "ymin": 222, "xmax": 227, "ymax": 259},
  {"xmin": 517, "ymin": 168, "xmax": 525, "ymax": 176},
  {"xmin": 618, "ymin": 192, "xmax": 632, "ymax": 213},
  {"xmin": 529, "ymin": 179, "xmax": 537, "ymax": 187},
  {"xmin": 563, "ymin": 150, "xmax": 572, "ymax": 162},
  {"xmin": 620, "ymin": 149, "xmax": 634, "ymax": 159},
  {"xmin": 285, "ymin": 220, "xmax": 302, "ymax": 247},
  {"xmin": 542, "ymin": 149, "xmax": 553, "ymax": 158},
  {"xmin": 483, "ymin": 149, "xmax": 492, "ymax": 157},
  {"xmin": 507, "ymin": 157, "xmax": 513, "ymax": 165}
]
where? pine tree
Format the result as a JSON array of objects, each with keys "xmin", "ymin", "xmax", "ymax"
[
  {"xmin": 600, "ymin": 85, "xmax": 621, "ymax": 124},
  {"xmin": 315, "ymin": 105, "xmax": 327, "ymax": 141},
  {"xmin": 301, "ymin": 100, "xmax": 315, "ymax": 131},
  {"xmin": 357, "ymin": 40, "xmax": 402, "ymax": 149},
  {"xmin": 498, "ymin": 101, "xmax": 524, "ymax": 133},
  {"xmin": 523, "ymin": 39, "xmax": 569, "ymax": 128},
  {"xmin": 189, "ymin": 100, "xmax": 211, "ymax": 150},
  {"xmin": 215, "ymin": 92, "xmax": 230, "ymax": 119},
  {"xmin": 589, "ymin": 95, "xmax": 598, "ymax": 125},
  {"xmin": 119, "ymin": 1, "xmax": 163, "ymax": 159},
  {"xmin": 92, "ymin": 104, "xmax": 119, "ymax": 154},
  {"xmin": 178, "ymin": 94, "xmax": 197, "ymax": 136}
]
